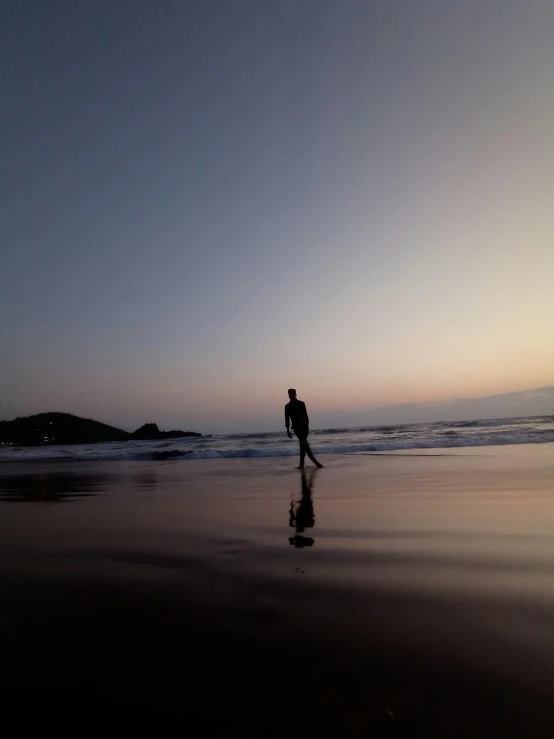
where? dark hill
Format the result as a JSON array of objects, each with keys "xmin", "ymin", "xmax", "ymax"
[
  {"xmin": 0, "ymin": 413, "xmax": 201, "ymax": 447},
  {"xmin": 131, "ymin": 423, "xmax": 201, "ymax": 440}
]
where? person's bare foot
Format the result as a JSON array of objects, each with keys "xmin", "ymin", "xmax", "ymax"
[
  {"xmin": 315, "ymin": 462, "xmax": 324, "ymax": 468},
  {"xmin": 295, "ymin": 465, "xmax": 304, "ymax": 470}
]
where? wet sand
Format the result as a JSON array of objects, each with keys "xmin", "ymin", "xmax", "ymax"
[{"xmin": 1, "ymin": 444, "xmax": 554, "ymax": 736}]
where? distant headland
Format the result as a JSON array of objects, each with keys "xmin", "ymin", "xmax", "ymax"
[{"xmin": 0, "ymin": 412, "xmax": 202, "ymax": 447}]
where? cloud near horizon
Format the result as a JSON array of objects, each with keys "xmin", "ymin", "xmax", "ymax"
[{"xmin": 308, "ymin": 385, "xmax": 554, "ymax": 431}]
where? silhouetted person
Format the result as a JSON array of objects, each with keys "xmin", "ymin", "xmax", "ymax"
[
  {"xmin": 289, "ymin": 468, "xmax": 317, "ymax": 548},
  {"xmin": 285, "ymin": 388, "xmax": 323, "ymax": 469}
]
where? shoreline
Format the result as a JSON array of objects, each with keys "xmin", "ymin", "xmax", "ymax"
[{"xmin": 2, "ymin": 415, "xmax": 553, "ymax": 463}]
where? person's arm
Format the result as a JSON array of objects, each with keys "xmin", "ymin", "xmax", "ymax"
[
  {"xmin": 302, "ymin": 402, "xmax": 309, "ymax": 428},
  {"xmin": 285, "ymin": 405, "xmax": 292, "ymax": 438}
]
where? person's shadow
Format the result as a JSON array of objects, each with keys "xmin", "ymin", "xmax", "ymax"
[{"xmin": 288, "ymin": 468, "xmax": 318, "ymax": 548}]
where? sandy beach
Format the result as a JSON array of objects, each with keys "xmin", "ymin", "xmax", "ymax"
[{"xmin": 1, "ymin": 443, "xmax": 554, "ymax": 736}]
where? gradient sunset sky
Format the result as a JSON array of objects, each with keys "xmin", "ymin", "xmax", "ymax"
[{"xmin": 2, "ymin": 0, "xmax": 553, "ymax": 432}]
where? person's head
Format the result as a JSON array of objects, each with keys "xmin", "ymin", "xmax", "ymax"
[{"xmin": 288, "ymin": 388, "xmax": 297, "ymax": 400}]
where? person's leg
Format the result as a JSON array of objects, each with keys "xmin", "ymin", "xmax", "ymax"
[
  {"xmin": 295, "ymin": 432, "xmax": 306, "ymax": 468},
  {"xmin": 299, "ymin": 436, "xmax": 306, "ymax": 468},
  {"xmin": 304, "ymin": 438, "xmax": 324, "ymax": 468}
]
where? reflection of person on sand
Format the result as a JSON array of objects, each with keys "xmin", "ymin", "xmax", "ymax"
[
  {"xmin": 289, "ymin": 468, "xmax": 317, "ymax": 548},
  {"xmin": 285, "ymin": 388, "xmax": 323, "ymax": 469}
]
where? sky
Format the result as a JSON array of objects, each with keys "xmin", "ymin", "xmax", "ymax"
[{"xmin": 2, "ymin": 0, "xmax": 553, "ymax": 432}]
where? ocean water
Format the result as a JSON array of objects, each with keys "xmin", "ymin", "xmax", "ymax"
[{"xmin": 1, "ymin": 414, "xmax": 553, "ymax": 462}]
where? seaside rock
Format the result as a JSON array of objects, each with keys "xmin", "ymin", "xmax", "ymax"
[{"xmin": 132, "ymin": 423, "xmax": 160, "ymax": 439}]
